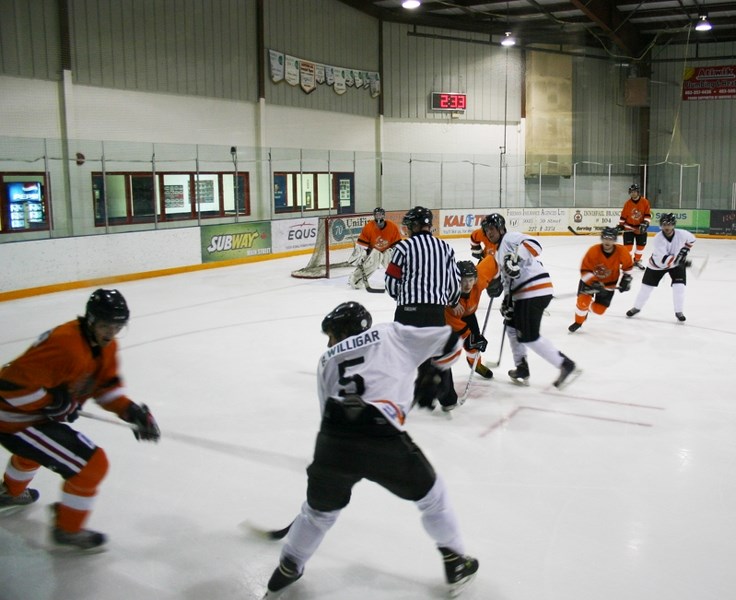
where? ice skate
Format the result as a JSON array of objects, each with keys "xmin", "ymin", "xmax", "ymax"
[
  {"xmin": 508, "ymin": 358, "xmax": 529, "ymax": 386},
  {"xmin": 0, "ymin": 482, "xmax": 39, "ymax": 514},
  {"xmin": 264, "ymin": 556, "xmax": 302, "ymax": 597},
  {"xmin": 675, "ymin": 312, "xmax": 686, "ymax": 322},
  {"xmin": 626, "ymin": 308, "xmax": 640, "ymax": 318},
  {"xmin": 49, "ymin": 503, "xmax": 107, "ymax": 551},
  {"xmin": 440, "ymin": 547, "xmax": 479, "ymax": 597},
  {"xmin": 553, "ymin": 354, "xmax": 578, "ymax": 389},
  {"xmin": 568, "ymin": 322, "xmax": 582, "ymax": 332},
  {"xmin": 474, "ymin": 363, "xmax": 493, "ymax": 379},
  {"xmin": 634, "ymin": 260, "xmax": 645, "ymax": 270}
]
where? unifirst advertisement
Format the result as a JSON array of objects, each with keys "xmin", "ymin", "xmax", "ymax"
[{"xmin": 201, "ymin": 222, "xmax": 271, "ymax": 262}]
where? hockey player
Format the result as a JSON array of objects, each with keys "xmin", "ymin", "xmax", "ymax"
[
  {"xmin": 568, "ymin": 227, "xmax": 634, "ymax": 332},
  {"xmin": 0, "ymin": 289, "xmax": 160, "ymax": 550},
  {"xmin": 347, "ymin": 207, "xmax": 402, "ymax": 289},
  {"xmin": 444, "ymin": 259, "xmax": 503, "ymax": 380},
  {"xmin": 264, "ymin": 302, "xmax": 478, "ymax": 598},
  {"xmin": 618, "ymin": 183, "xmax": 652, "ymax": 270},
  {"xmin": 469, "ymin": 216, "xmax": 497, "ymax": 262},
  {"xmin": 482, "ymin": 213, "xmax": 578, "ymax": 388},
  {"xmin": 626, "ymin": 213, "xmax": 696, "ymax": 322}
]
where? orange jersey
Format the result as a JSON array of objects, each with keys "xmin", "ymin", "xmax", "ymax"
[
  {"xmin": 619, "ymin": 197, "xmax": 651, "ymax": 232},
  {"xmin": 0, "ymin": 318, "xmax": 132, "ymax": 433},
  {"xmin": 444, "ymin": 255, "xmax": 499, "ymax": 334},
  {"xmin": 356, "ymin": 219, "xmax": 402, "ymax": 252},
  {"xmin": 470, "ymin": 228, "xmax": 495, "ymax": 258},
  {"xmin": 580, "ymin": 243, "xmax": 634, "ymax": 288}
]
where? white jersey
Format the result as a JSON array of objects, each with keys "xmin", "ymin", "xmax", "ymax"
[
  {"xmin": 647, "ymin": 229, "xmax": 696, "ymax": 270},
  {"xmin": 317, "ymin": 322, "xmax": 460, "ymax": 431},
  {"xmin": 496, "ymin": 231, "xmax": 554, "ymax": 301}
]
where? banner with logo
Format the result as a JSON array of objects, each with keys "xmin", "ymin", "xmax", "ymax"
[
  {"xmin": 682, "ymin": 65, "xmax": 736, "ymax": 101},
  {"xmin": 201, "ymin": 222, "xmax": 271, "ymax": 262},
  {"xmin": 271, "ymin": 218, "xmax": 319, "ymax": 253}
]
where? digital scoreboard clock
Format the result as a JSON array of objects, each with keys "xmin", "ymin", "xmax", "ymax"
[{"xmin": 430, "ymin": 92, "xmax": 467, "ymax": 111}]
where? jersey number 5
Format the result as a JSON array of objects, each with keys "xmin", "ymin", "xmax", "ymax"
[{"xmin": 337, "ymin": 358, "xmax": 365, "ymax": 397}]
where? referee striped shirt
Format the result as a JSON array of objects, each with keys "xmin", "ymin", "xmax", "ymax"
[{"xmin": 385, "ymin": 231, "xmax": 460, "ymax": 306}]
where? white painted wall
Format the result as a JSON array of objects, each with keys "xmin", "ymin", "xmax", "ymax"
[{"xmin": 0, "ymin": 228, "xmax": 200, "ymax": 293}]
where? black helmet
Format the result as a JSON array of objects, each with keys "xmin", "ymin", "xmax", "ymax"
[
  {"xmin": 86, "ymin": 289, "xmax": 130, "ymax": 325},
  {"xmin": 659, "ymin": 213, "xmax": 676, "ymax": 226},
  {"xmin": 482, "ymin": 213, "xmax": 506, "ymax": 233},
  {"xmin": 600, "ymin": 226, "xmax": 619, "ymax": 240},
  {"xmin": 457, "ymin": 260, "xmax": 478, "ymax": 278},
  {"xmin": 402, "ymin": 206, "xmax": 433, "ymax": 229},
  {"xmin": 321, "ymin": 302, "xmax": 372, "ymax": 341},
  {"xmin": 373, "ymin": 207, "xmax": 385, "ymax": 219},
  {"xmin": 628, "ymin": 184, "xmax": 640, "ymax": 193}
]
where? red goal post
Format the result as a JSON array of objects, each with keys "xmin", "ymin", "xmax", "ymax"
[{"xmin": 291, "ymin": 212, "xmax": 373, "ymax": 279}]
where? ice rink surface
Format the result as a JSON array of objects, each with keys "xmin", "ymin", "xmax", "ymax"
[{"xmin": 1, "ymin": 234, "xmax": 734, "ymax": 600}]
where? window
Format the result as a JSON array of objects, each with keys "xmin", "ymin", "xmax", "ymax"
[
  {"xmin": 0, "ymin": 173, "xmax": 50, "ymax": 233},
  {"xmin": 93, "ymin": 171, "xmax": 250, "ymax": 226},
  {"xmin": 273, "ymin": 172, "xmax": 354, "ymax": 214}
]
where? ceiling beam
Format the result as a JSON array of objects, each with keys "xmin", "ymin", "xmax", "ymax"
[{"xmin": 568, "ymin": 0, "xmax": 644, "ymax": 57}]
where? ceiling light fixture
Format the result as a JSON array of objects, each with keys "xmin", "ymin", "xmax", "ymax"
[
  {"xmin": 402, "ymin": 0, "xmax": 421, "ymax": 9},
  {"xmin": 695, "ymin": 14, "xmax": 712, "ymax": 32},
  {"xmin": 501, "ymin": 32, "xmax": 516, "ymax": 47}
]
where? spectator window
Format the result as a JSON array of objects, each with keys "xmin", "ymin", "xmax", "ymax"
[{"xmin": 93, "ymin": 172, "xmax": 249, "ymax": 226}]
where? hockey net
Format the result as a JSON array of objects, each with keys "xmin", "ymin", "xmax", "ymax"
[{"xmin": 291, "ymin": 212, "xmax": 372, "ymax": 279}]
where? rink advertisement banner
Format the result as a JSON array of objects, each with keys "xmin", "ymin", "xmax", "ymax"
[
  {"xmin": 506, "ymin": 208, "xmax": 567, "ymax": 233},
  {"xmin": 682, "ymin": 66, "xmax": 736, "ymax": 101},
  {"xmin": 568, "ymin": 208, "xmax": 621, "ymax": 234},
  {"xmin": 708, "ymin": 210, "xmax": 736, "ymax": 235},
  {"xmin": 201, "ymin": 222, "xmax": 271, "ymax": 262},
  {"xmin": 440, "ymin": 208, "xmax": 567, "ymax": 236},
  {"xmin": 271, "ymin": 218, "xmax": 319, "ymax": 253},
  {"xmin": 648, "ymin": 209, "xmax": 712, "ymax": 233}
]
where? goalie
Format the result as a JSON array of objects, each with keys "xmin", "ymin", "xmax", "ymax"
[{"xmin": 347, "ymin": 208, "xmax": 402, "ymax": 289}]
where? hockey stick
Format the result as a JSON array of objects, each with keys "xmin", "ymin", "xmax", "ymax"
[
  {"xmin": 567, "ymin": 226, "xmax": 602, "ymax": 236},
  {"xmin": 690, "ymin": 253, "xmax": 709, "ymax": 278},
  {"xmin": 553, "ymin": 286, "xmax": 624, "ymax": 301},
  {"xmin": 78, "ymin": 409, "xmax": 139, "ymax": 431},
  {"xmin": 242, "ymin": 519, "xmax": 293, "ymax": 540},
  {"xmin": 484, "ymin": 323, "xmax": 507, "ymax": 368},
  {"xmin": 358, "ymin": 264, "xmax": 385, "ymax": 294},
  {"xmin": 460, "ymin": 298, "xmax": 494, "ymax": 404}
]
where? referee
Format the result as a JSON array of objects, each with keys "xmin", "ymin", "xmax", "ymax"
[{"xmin": 385, "ymin": 206, "xmax": 461, "ymax": 410}]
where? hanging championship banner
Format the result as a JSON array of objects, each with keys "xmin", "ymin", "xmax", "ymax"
[
  {"xmin": 325, "ymin": 65, "xmax": 335, "ymax": 86},
  {"xmin": 300, "ymin": 61, "xmax": 316, "ymax": 93},
  {"xmin": 369, "ymin": 73, "xmax": 381, "ymax": 98},
  {"xmin": 269, "ymin": 50, "xmax": 284, "ymax": 83},
  {"xmin": 333, "ymin": 69, "xmax": 346, "ymax": 95},
  {"xmin": 268, "ymin": 48, "xmax": 380, "ymax": 97},
  {"xmin": 285, "ymin": 55, "xmax": 300, "ymax": 86}
]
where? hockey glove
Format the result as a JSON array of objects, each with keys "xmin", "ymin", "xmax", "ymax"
[
  {"xmin": 500, "ymin": 295, "xmax": 514, "ymax": 320},
  {"xmin": 123, "ymin": 403, "xmax": 161, "ymax": 442},
  {"xmin": 486, "ymin": 276, "xmax": 503, "ymax": 298},
  {"xmin": 676, "ymin": 248, "xmax": 691, "ymax": 267},
  {"xmin": 41, "ymin": 387, "xmax": 80, "ymax": 422},
  {"xmin": 618, "ymin": 274, "xmax": 632, "ymax": 293},
  {"xmin": 639, "ymin": 223, "xmax": 649, "ymax": 235},
  {"xmin": 467, "ymin": 333, "xmax": 488, "ymax": 353},
  {"xmin": 581, "ymin": 280, "xmax": 604, "ymax": 295},
  {"xmin": 471, "ymin": 248, "xmax": 484, "ymax": 262},
  {"xmin": 503, "ymin": 254, "xmax": 521, "ymax": 279}
]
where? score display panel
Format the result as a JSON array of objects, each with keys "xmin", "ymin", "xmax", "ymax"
[{"xmin": 430, "ymin": 92, "xmax": 467, "ymax": 111}]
